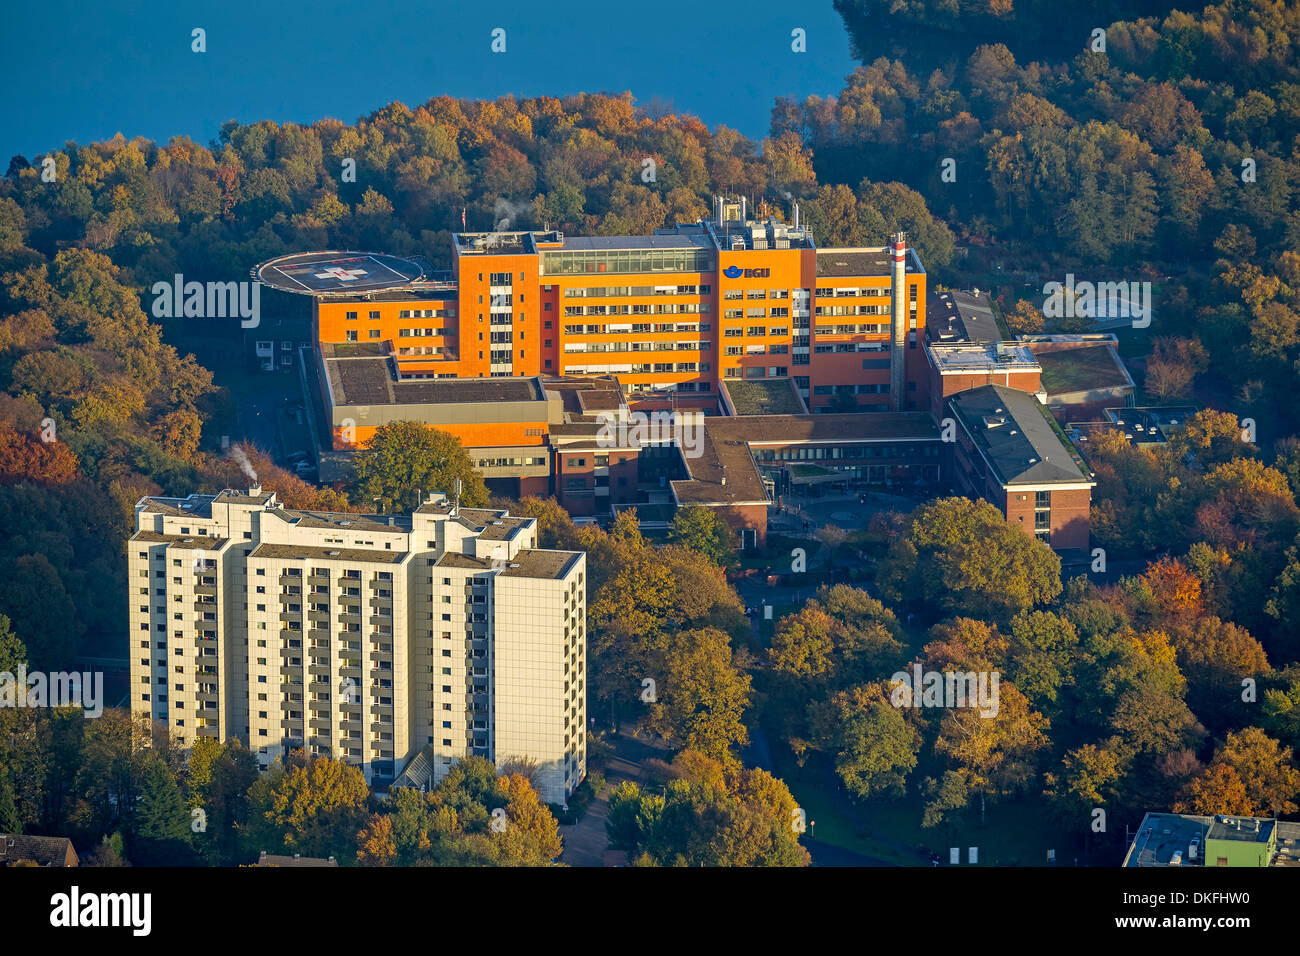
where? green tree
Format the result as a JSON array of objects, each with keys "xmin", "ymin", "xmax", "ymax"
[
  {"xmin": 353, "ymin": 421, "xmax": 488, "ymax": 514},
  {"xmin": 0, "ymin": 614, "xmax": 27, "ymax": 673},
  {"xmin": 668, "ymin": 504, "xmax": 737, "ymax": 567},
  {"xmin": 186, "ymin": 737, "xmax": 259, "ymax": 865},
  {"xmin": 134, "ymin": 757, "xmax": 193, "ymax": 865},
  {"xmin": 808, "ymin": 682, "xmax": 921, "ymax": 799},
  {"xmin": 1043, "ymin": 743, "xmax": 1125, "ymax": 821}
]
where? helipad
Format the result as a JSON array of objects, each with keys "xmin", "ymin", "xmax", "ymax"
[{"xmin": 253, "ymin": 251, "xmax": 424, "ymax": 295}]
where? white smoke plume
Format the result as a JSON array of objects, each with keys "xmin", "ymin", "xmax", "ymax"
[
  {"xmin": 229, "ymin": 444, "xmax": 258, "ymax": 482},
  {"xmin": 493, "ymin": 197, "xmax": 533, "ymax": 231}
]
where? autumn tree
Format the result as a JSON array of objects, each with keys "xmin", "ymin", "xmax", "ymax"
[
  {"xmin": 1144, "ymin": 337, "xmax": 1208, "ymax": 401},
  {"xmin": 877, "ymin": 497, "xmax": 1062, "ymax": 621},
  {"xmin": 1174, "ymin": 763, "xmax": 1255, "ymax": 816},
  {"xmin": 645, "ymin": 627, "xmax": 751, "ymax": 762},
  {"xmin": 246, "ymin": 751, "xmax": 370, "ymax": 861},
  {"xmin": 361, "ymin": 757, "xmax": 562, "ymax": 866},
  {"xmin": 0, "ymin": 421, "xmax": 80, "ymax": 485},
  {"xmin": 1213, "ymin": 727, "xmax": 1300, "ymax": 816},
  {"xmin": 927, "ymin": 683, "xmax": 1050, "ymax": 825},
  {"xmin": 1005, "ymin": 298, "xmax": 1044, "ymax": 335},
  {"xmin": 355, "ymin": 813, "xmax": 397, "ymax": 866},
  {"xmin": 606, "ymin": 751, "xmax": 809, "ymax": 866},
  {"xmin": 1168, "ymin": 617, "xmax": 1269, "ymax": 731}
]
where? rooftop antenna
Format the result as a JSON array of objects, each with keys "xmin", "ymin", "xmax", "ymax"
[{"xmin": 452, "ymin": 478, "xmax": 463, "ymax": 517}]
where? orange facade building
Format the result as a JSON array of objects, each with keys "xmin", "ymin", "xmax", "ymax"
[{"xmin": 292, "ymin": 199, "xmax": 927, "ymax": 415}]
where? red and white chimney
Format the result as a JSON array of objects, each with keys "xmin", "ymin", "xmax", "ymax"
[{"xmin": 889, "ymin": 234, "xmax": 908, "ymax": 411}]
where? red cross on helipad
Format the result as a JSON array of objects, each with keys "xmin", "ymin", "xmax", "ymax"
[{"xmin": 315, "ymin": 266, "xmax": 368, "ymax": 281}]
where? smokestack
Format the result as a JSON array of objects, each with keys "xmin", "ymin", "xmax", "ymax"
[
  {"xmin": 715, "ymin": 196, "xmax": 723, "ymax": 228},
  {"xmin": 793, "ymin": 202, "xmax": 799, "ymax": 230},
  {"xmin": 741, "ymin": 196, "xmax": 747, "ymax": 222},
  {"xmin": 249, "ymin": 483, "xmax": 262, "ymax": 497},
  {"xmin": 889, "ymin": 233, "xmax": 908, "ymax": 412}
]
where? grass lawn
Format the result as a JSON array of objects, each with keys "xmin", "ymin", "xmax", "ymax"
[{"xmin": 769, "ymin": 743, "xmax": 1086, "ymax": 866}]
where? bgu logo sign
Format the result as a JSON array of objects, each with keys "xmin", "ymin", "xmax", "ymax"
[{"xmin": 723, "ymin": 266, "xmax": 770, "ymax": 279}]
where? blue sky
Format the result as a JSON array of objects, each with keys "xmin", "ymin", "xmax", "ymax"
[{"xmin": 2, "ymin": 0, "xmax": 857, "ymax": 159}]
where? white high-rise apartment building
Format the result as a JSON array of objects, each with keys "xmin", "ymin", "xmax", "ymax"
[{"xmin": 128, "ymin": 486, "xmax": 586, "ymax": 804}]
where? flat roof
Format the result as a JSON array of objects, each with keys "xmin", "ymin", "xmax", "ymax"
[
  {"xmin": 929, "ymin": 290, "xmax": 1001, "ymax": 344},
  {"xmin": 309, "ymin": 285, "xmax": 457, "ymax": 305},
  {"xmin": 712, "ymin": 412, "xmax": 940, "ymax": 446},
  {"xmin": 435, "ymin": 548, "xmax": 580, "ymax": 580},
  {"xmin": 213, "ymin": 489, "xmax": 277, "ymax": 506},
  {"xmin": 453, "ymin": 231, "xmax": 539, "ymax": 255},
  {"xmin": 1124, "ymin": 813, "xmax": 1213, "ymax": 866},
  {"xmin": 949, "ymin": 385, "xmax": 1091, "ymax": 486},
  {"xmin": 324, "ymin": 354, "xmax": 545, "ymax": 408},
  {"xmin": 455, "ymin": 509, "xmax": 532, "ymax": 541},
  {"xmin": 130, "ymin": 530, "xmax": 227, "ymax": 550},
  {"xmin": 816, "ymin": 246, "xmax": 923, "ymax": 278},
  {"xmin": 1035, "ymin": 345, "xmax": 1134, "ymax": 393},
  {"xmin": 672, "ymin": 412, "xmax": 940, "ymax": 506},
  {"xmin": 499, "ymin": 549, "xmax": 582, "ymax": 580},
  {"xmin": 139, "ymin": 495, "xmax": 215, "ymax": 518},
  {"xmin": 557, "ymin": 234, "xmax": 713, "ymax": 252},
  {"xmin": 280, "ymin": 510, "xmax": 401, "ymax": 534},
  {"xmin": 724, "ymin": 379, "xmax": 806, "ymax": 416},
  {"xmin": 927, "ymin": 342, "xmax": 1040, "ymax": 374},
  {"xmin": 1125, "ymin": 812, "xmax": 1300, "ymax": 866},
  {"xmin": 249, "ymin": 543, "xmax": 407, "ymax": 564},
  {"xmin": 254, "ymin": 251, "xmax": 424, "ymax": 295},
  {"xmin": 1208, "ymin": 818, "xmax": 1275, "ymax": 843},
  {"xmin": 436, "ymin": 552, "xmax": 492, "ymax": 570}
]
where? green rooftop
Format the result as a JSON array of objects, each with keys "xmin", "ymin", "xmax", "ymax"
[
  {"xmin": 1037, "ymin": 345, "xmax": 1131, "ymax": 394},
  {"xmin": 725, "ymin": 379, "xmax": 805, "ymax": 416}
]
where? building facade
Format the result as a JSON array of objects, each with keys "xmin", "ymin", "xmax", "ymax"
[
  {"xmin": 128, "ymin": 488, "xmax": 586, "ymax": 803},
  {"xmin": 947, "ymin": 384, "xmax": 1095, "ymax": 551},
  {"xmin": 261, "ymin": 198, "xmax": 928, "ymax": 414}
]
